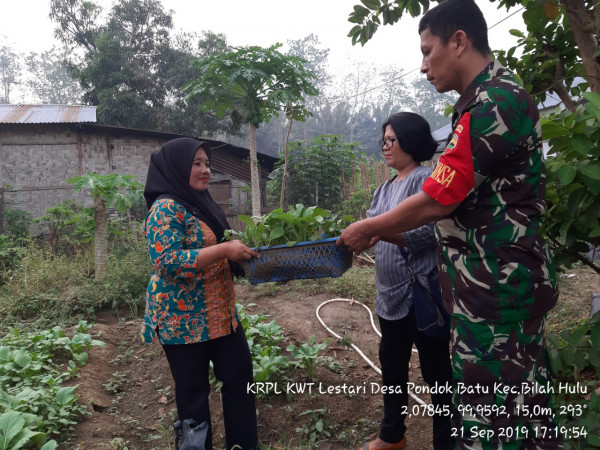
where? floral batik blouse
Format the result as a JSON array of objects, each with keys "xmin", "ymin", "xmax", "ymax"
[{"xmin": 140, "ymin": 198, "xmax": 238, "ymax": 345}]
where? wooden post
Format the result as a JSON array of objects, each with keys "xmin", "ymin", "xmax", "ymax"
[
  {"xmin": 341, "ymin": 164, "xmax": 347, "ymax": 201},
  {"xmin": 374, "ymin": 160, "xmax": 383, "ymax": 187},
  {"xmin": 360, "ymin": 162, "xmax": 369, "ymax": 190},
  {"xmin": 0, "ymin": 187, "xmax": 4, "ymax": 235},
  {"xmin": 383, "ymin": 162, "xmax": 390, "ymax": 181}
]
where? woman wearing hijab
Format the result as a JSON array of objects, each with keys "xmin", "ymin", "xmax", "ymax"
[
  {"xmin": 364, "ymin": 113, "xmax": 454, "ymax": 450},
  {"xmin": 141, "ymin": 137, "xmax": 259, "ymax": 450}
]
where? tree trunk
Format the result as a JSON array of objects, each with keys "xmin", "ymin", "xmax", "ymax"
[
  {"xmin": 553, "ymin": 80, "xmax": 579, "ymax": 112},
  {"xmin": 249, "ymin": 123, "xmax": 262, "ymax": 218},
  {"xmin": 280, "ymin": 106, "xmax": 294, "ymax": 210},
  {"xmin": 544, "ymin": 46, "xmax": 579, "ymax": 112},
  {"xmin": 562, "ymin": 0, "xmax": 600, "ymax": 94},
  {"xmin": 94, "ymin": 195, "xmax": 109, "ymax": 281}
]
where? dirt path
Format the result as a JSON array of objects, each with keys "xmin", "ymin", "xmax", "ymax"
[
  {"xmin": 67, "ymin": 281, "xmax": 438, "ymax": 450},
  {"xmin": 64, "ymin": 264, "xmax": 600, "ymax": 449}
]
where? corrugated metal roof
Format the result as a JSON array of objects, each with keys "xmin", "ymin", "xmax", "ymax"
[
  {"xmin": 0, "ymin": 104, "xmax": 96, "ymax": 124},
  {"xmin": 73, "ymin": 124, "xmax": 278, "ymax": 171}
]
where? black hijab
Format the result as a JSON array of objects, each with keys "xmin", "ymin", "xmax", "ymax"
[{"xmin": 144, "ymin": 137, "xmax": 230, "ymax": 242}]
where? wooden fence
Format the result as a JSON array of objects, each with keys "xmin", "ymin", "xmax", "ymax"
[{"xmin": 342, "ymin": 158, "xmax": 392, "ymax": 201}]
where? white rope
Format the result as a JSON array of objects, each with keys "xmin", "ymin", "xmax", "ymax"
[{"xmin": 315, "ymin": 297, "xmax": 427, "ymax": 406}]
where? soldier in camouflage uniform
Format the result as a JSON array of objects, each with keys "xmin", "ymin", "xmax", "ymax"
[{"xmin": 339, "ymin": 0, "xmax": 561, "ymax": 448}]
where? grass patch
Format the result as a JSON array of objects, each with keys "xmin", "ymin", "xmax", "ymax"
[
  {"xmin": 547, "ymin": 263, "xmax": 599, "ymax": 333},
  {"xmin": 0, "ymin": 239, "xmax": 150, "ymax": 328}
]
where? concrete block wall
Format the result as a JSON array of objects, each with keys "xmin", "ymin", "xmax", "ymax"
[
  {"xmin": 0, "ymin": 124, "xmax": 253, "ymax": 233},
  {"xmin": 0, "ymin": 124, "xmax": 162, "ymax": 223}
]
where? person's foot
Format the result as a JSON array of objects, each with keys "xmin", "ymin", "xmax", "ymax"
[{"xmin": 361, "ymin": 436, "xmax": 407, "ymax": 450}]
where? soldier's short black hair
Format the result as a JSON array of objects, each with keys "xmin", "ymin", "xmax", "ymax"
[
  {"xmin": 418, "ymin": 0, "xmax": 491, "ymax": 56},
  {"xmin": 383, "ymin": 112, "xmax": 437, "ymax": 163}
]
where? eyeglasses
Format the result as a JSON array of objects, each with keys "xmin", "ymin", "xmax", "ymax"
[{"xmin": 379, "ymin": 138, "xmax": 397, "ymax": 150}]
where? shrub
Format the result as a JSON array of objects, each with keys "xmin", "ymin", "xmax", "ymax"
[
  {"xmin": 3, "ymin": 206, "xmax": 32, "ymax": 239},
  {"xmin": 0, "ymin": 237, "xmax": 150, "ymax": 327},
  {"xmin": 334, "ymin": 189, "xmax": 373, "ymax": 221}
]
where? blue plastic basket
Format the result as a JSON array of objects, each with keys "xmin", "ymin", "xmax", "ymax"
[{"xmin": 241, "ymin": 237, "xmax": 353, "ymax": 285}]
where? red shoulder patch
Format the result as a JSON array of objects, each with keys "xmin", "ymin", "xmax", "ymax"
[{"xmin": 422, "ymin": 112, "xmax": 475, "ymax": 206}]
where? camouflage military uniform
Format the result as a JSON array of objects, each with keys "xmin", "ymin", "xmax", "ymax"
[{"xmin": 422, "ymin": 61, "xmax": 561, "ymax": 449}]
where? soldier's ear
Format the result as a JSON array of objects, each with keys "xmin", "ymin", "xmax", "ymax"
[{"xmin": 452, "ymin": 30, "xmax": 469, "ymax": 56}]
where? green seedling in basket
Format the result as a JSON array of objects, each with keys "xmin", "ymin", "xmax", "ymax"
[{"xmin": 225, "ymin": 204, "xmax": 353, "ymax": 248}]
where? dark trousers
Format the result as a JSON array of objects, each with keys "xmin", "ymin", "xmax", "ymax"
[
  {"xmin": 163, "ymin": 325, "xmax": 257, "ymax": 450},
  {"xmin": 378, "ymin": 307, "xmax": 455, "ymax": 450}
]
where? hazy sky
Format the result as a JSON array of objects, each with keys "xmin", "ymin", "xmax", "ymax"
[{"xmin": 2, "ymin": 0, "xmax": 526, "ymax": 75}]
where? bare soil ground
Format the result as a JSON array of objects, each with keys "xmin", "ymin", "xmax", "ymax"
[{"xmin": 64, "ymin": 264, "xmax": 600, "ymax": 450}]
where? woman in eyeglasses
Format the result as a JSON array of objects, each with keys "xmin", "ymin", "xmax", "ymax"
[{"xmin": 363, "ymin": 112, "xmax": 454, "ymax": 450}]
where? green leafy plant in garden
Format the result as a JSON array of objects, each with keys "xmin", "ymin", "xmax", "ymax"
[
  {"xmin": 0, "ymin": 321, "xmax": 104, "ymax": 447},
  {"xmin": 0, "ymin": 410, "xmax": 58, "ymax": 450},
  {"xmin": 546, "ymin": 311, "xmax": 600, "ymax": 379},
  {"xmin": 225, "ymin": 204, "xmax": 353, "ymax": 248},
  {"xmin": 287, "ymin": 335, "xmax": 329, "ymax": 380},
  {"xmin": 295, "ymin": 406, "xmax": 332, "ymax": 449},
  {"xmin": 252, "ymin": 351, "xmax": 290, "ymax": 385},
  {"xmin": 248, "ymin": 319, "xmax": 291, "ymax": 386},
  {"xmin": 236, "ymin": 305, "xmax": 292, "ymax": 397}
]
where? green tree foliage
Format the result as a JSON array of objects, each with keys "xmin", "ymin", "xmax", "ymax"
[
  {"xmin": 49, "ymin": 0, "xmax": 103, "ymax": 51},
  {"xmin": 347, "ymin": 0, "xmax": 429, "ymax": 46},
  {"xmin": 159, "ymin": 31, "xmax": 237, "ymax": 136},
  {"xmin": 184, "ymin": 43, "xmax": 319, "ymax": 217},
  {"xmin": 493, "ymin": 1, "xmax": 591, "ymax": 114},
  {"xmin": 347, "ymin": 0, "xmax": 600, "ymax": 271},
  {"xmin": 24, "ymin": 46, "xmax": 83, "ymax": 104},
  {"xmin": 256, "ymin": 35, "xmax": 331, "ymax": 156},
  {"xmin": 0, "ymin": 44, "xmax": 21, "ymax": 103},
  {"xmin": 55, "ymin": 0, "xmax": 172, "ymax": 129},
  {"xmin": 286, "ymin": 34, "xmax": 332, "ymax": 140},
  {"xmin": 542, "ymin": 92, "xmax": 600, "ymax": 273},
  {"xmin": 48, "ymin": 0, "xmax": 234, "ymax": 136},
  {"xmin": 255, "ymin": 53, "xmax": 453, "ymax": 158},
  {"xmin": 42, "ymin": 0, "xmax": 452, "ymax": 155},
  {"xmin": 268, "ymin": 135, "xmax": 367, "ymax": 211}
]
